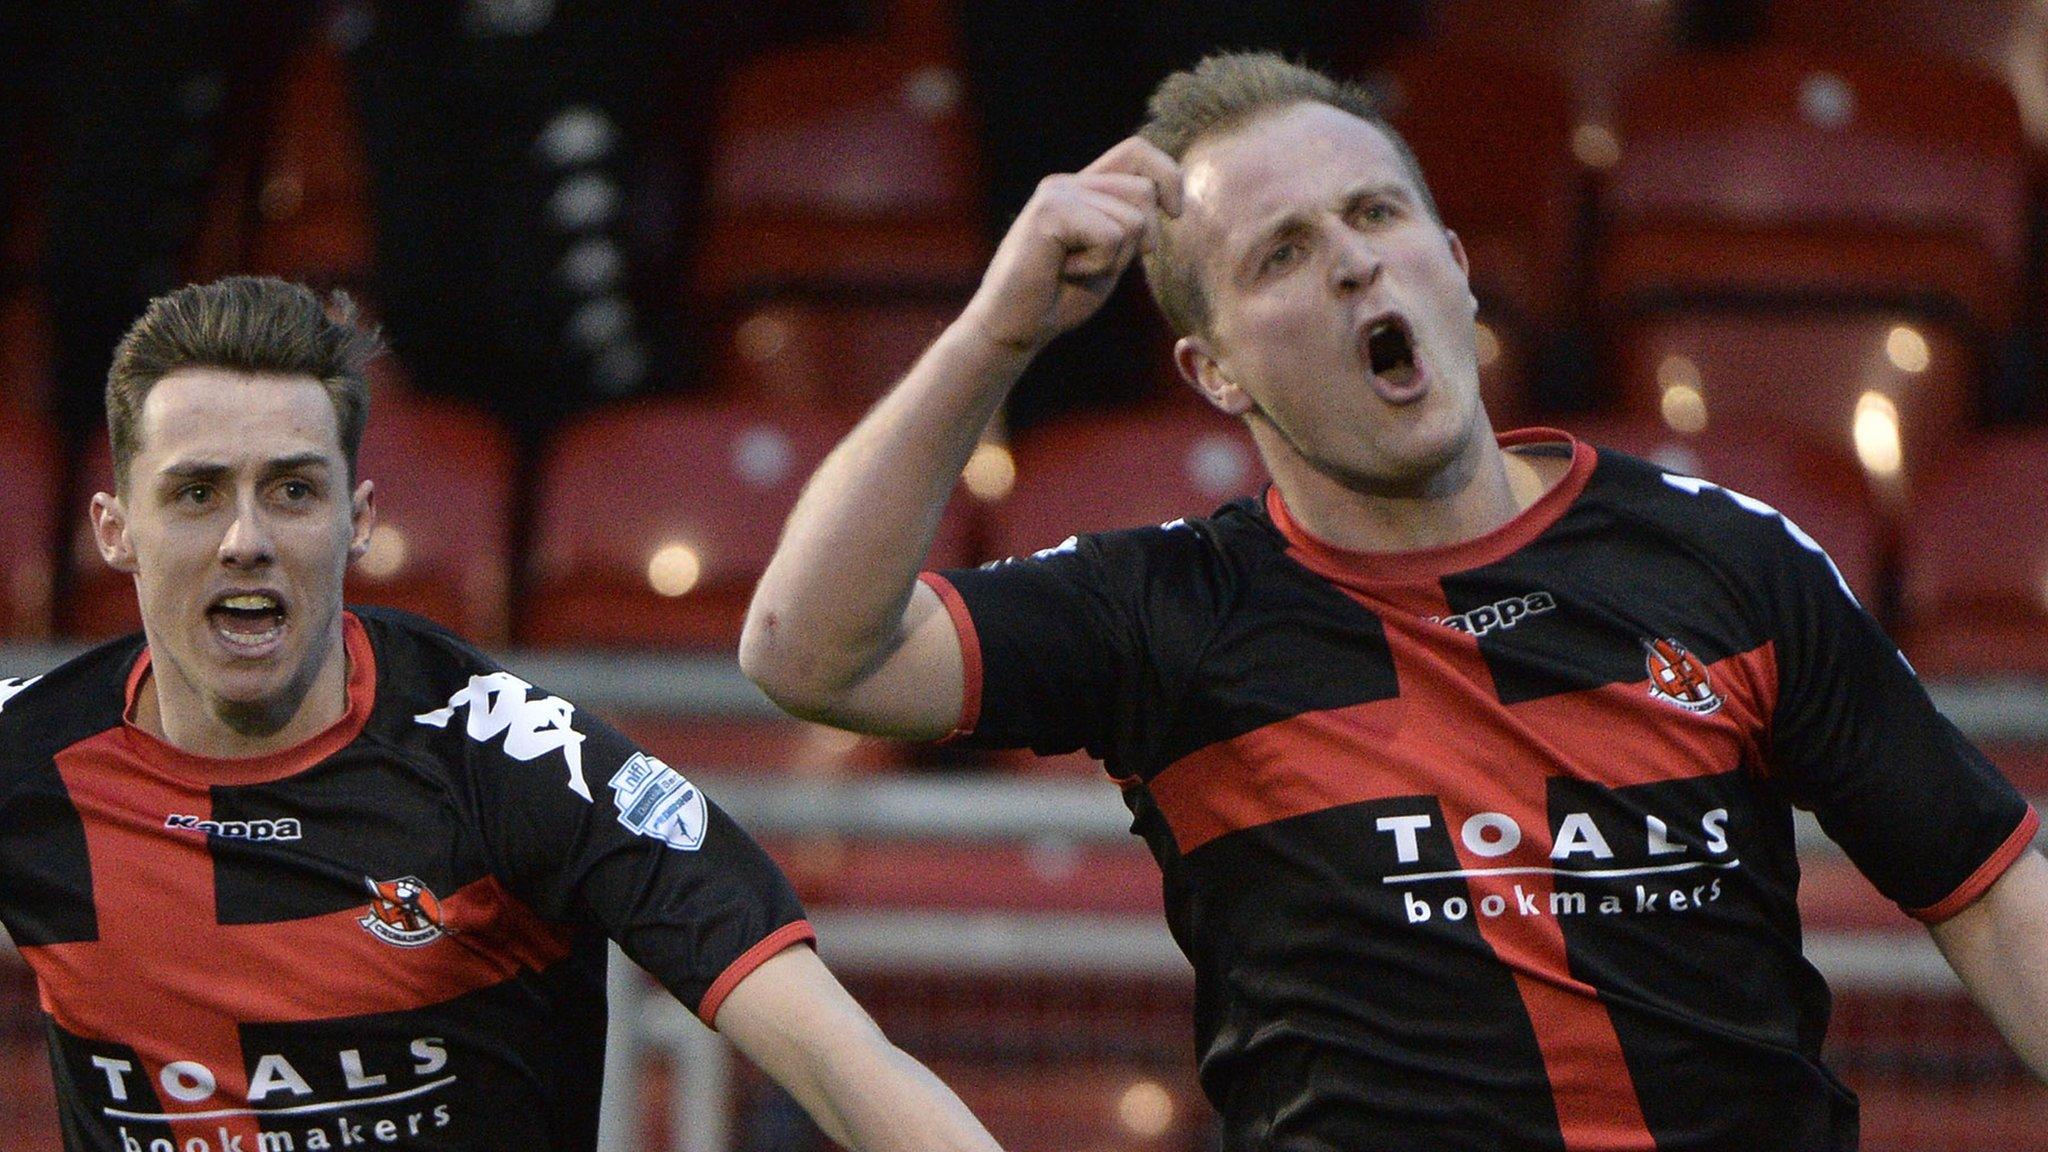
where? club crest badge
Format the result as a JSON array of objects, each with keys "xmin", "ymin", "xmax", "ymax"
[
  {"xmin": 609, "ymin": 753, "xmax": 708, "ymax": 851},
  {"xmin": 359, "ymin": 875, "xmax": 449, "ymax": 947},
  {"xmin": 1643, "ymin": 638, "xmax": 1723, "ymax": 715}
]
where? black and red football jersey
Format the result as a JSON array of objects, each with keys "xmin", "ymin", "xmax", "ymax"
[
  {"xmin": 924, "ymin": 430, "xmax": 2036, "ymax": 1151},
  {"xmin": 0, "ymin": 607, "xmax": 812, "ymax": 1152}
]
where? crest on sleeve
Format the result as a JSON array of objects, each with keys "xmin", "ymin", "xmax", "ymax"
[
  {"xmin": 608, "ymin": 753, "xmax": 708, "ymax": 851},
  {"xmin": 1643, "ymin": 638, "xmax": 1723, "ymax": 715}
]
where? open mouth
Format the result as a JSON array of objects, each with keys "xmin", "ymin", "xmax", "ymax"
[
  {"xmin": 208, "ymin": 592, "xmax": 287, "ymax": 649},
  {"xmin": 1366, "ymin": 318, "xmax": 1418, "ymax": 386}
]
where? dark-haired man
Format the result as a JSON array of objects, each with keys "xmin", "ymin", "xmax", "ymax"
[{"xmin": 0, "ymin": 276, "xmax": 1005, "ymax": 1152}]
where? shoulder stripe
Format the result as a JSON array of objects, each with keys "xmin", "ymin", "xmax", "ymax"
[{"xmin": 1659, "ymin": 472, "xmax": 1860, "ymax": 606}]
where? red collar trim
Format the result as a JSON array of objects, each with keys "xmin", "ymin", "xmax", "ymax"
[
  {"xmin": 122, "ymin": 611, "xmax": 378, "ymax": 785},
  {"xmin": 1266, "ymin": 428, "xmax": 1592, "ymax": 586}
]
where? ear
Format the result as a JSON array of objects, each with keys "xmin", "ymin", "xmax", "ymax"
[
  {"xmin": 1174, "ymin": 335, "xmax": 1253, "ymax": 416},
  {"xmin": 91, "ymin": 492, "xmax": 137, "ymax": 573},
  {"xmin": 347, "ymin": 479, "xmax": 377, "ymax": 562},
  {"xmin": 1444, "ymin": 228, "xmax": 1479, "ymax": 317}
]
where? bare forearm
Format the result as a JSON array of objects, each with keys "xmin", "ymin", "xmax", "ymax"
[
  {"xmin": 718, "ymin": 948, "xmax": 1005, "ymax": 1151},
  {"xmin": 740, "ymin": 135, "xmax": 1180, "ymax": 733},
  {"xmin": 740, "ymin": 319, "xmax": 1029, "ymax": 707},
  {"xmin": 1930, "ymin": 849, "xmax": 2048, "ymax": 1077},
  {"xmin": 792, "ymin": 1033, "xmax": 1003, "ymax": 1152}
]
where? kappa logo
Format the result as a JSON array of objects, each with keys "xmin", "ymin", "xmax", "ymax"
[
  {"xmin": 165, "ymin": 815, "xmax": 302, "ymax": 841},
  {"xmin": 1644, "ymin": 638, "xmax": 1723, "ymax": 715},
  {"xmin": 609, "ymin": 753, "xmax": 708, "ymax": 851},
  {"xmin": 359, "ymin": 876, "xmax": 448, "ymax": 948},
  {"xmin": 1430, "ymin": 591, "xmax": 1557, "ymax": 636},
  {"xmin": 416, "ymin": 671, "xmax": 591, "ymax": 800}
]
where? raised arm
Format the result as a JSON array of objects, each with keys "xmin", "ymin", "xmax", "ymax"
[
  {"xmin": 1928, "ymin": 847, "xmax": 2048, "ymax": 1077},
  {"xmin": 715, "ymin": 945, "xmax": 1005, "ymax": 1152},
  {"xmin": 739, "ymin": 136, "xmax": 1183, "ymax": 739}
]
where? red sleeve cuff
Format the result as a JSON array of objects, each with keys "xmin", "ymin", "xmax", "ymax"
[
  {"xmin": 917, "ymin": 571, "xmax": 983, "ymax": 742},
  {"xmin": 698, "ymin": 920, "xmax": 817, "ymax": 1027},
  {"xmin": 1910, "ymin": 807, "xmax": 2041, "ymax": 924}
]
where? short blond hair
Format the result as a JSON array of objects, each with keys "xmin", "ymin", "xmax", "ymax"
[
  {"xmin": 1138, "ymin": 52, "xmax": 1440, "ymax": 337},
  {"xmin": 106, "ymin": 277, "xmax": 383, "ymax": 492}
]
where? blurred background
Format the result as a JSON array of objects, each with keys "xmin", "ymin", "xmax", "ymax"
[{"xmin": 3, "ymin": 0, "xmax": 2048, "ymax": 1148}]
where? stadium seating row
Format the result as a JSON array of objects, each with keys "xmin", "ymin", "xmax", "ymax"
[
  {"xmin": 3, "ymin": 382, "xmax": 2044, "ymax": 679},
  {"xmin": 8, "ymin": 0, "xmax": 2048, "ymax": 430}
]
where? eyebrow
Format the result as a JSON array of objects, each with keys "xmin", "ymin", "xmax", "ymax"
[
  {"xmin": 1235, "ymin": 181, "xmax": 1418, "ymax": 277},
  {"xmin": 157, "ymin": 453, "xmax": 336, "ymax": 484}
]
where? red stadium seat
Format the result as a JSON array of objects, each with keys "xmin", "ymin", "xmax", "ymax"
[
  {"xmin": 1561, "ymin": 414, "xmax": 1891, "ymax": 610},
  {"xmin": 0, "ymin": 416, "xmax": 60, "ymax": 641},
  {"xmin": 1768, "ymin": 1, "xmax": 2048, "ymax": 227},
  {"xmin": 1768, "ymin": 3, "xmax": 2038, "ymax": 101},
  {"xmin": 1601, "ymin": 310, "xmax": 1977, "ymax": 500},
  {"xmin": 240, "ymin": 37, "xmax": 376, "ymax": 288},
  {"xmin": 1422, "ymin": 0, "xmax": 1676, "ymax": 116},
  {"xmin": 344, "ymin": 387, "xmax": 517, "ymax": 645},
  {"xmin": 1376, "ymin": 47, "xmax": 1583, "ymax": 424},
  {"xmin": 0, "ymin": 98, "xmax": 53, "ymax": 420},
  {"xmin": 710, "ymin": 291, "xmax": 959, "ymax": 415},
  {"xmin": 691, "ymin": 0, "xmax": 986, "ymax": 300},
  {"xmin": 983, "ymin": 403, "xmax": 1267, "ymax": 561},
  {"xmin": 0, "ymin": 290, "xmax": 53, "ymax": 434},
  {"xmin": 1597, "ymin": 46, "xmax": 2030, "ymax": 333},
  {"xmin": 522, "ymin": 397, "xmax": 977, "ymax": 650},
  {"xmin": 1380, "ymin": 48, "xmax": 1582, "ymax": 337},
  {"xmin": 1896, "ymin": 428, "xmax": 2048, "ymax": 676}
]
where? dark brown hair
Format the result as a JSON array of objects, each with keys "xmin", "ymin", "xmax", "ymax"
[{"xmin": 106, "ymin": 276, "xmax": 383, "ymax": 491}]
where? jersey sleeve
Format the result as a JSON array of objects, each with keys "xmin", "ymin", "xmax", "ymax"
[
  {"xmin": 926, "ymin": 521, "xmax": 1232, "ymax": 768},
  {"xmin": 1758, "ymin": 511, "xmax": 2037, "ymax": 922},
  {"xmin": 440, "ymin": 675, "xmax": 812, "ymax": 1024}
]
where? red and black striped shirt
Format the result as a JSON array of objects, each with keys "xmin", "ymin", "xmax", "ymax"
[
  {"xmin": 926, "ymin": 431, "xmax": 2034, "ymax": 1151},
  {"xmin": 0, "ymin": 607, "xmax": 811, "ymax": 1151}
]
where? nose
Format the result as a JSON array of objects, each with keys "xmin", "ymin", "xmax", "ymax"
[
  {"xmin": 1329, "ymin": 225, "xmax": 1382, "ymax": 295},
  {"xmin": 217, "ymin": 493, "xmax": 275, "ymax": 568}
]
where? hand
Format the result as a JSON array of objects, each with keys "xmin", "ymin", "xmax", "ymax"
[{"xmin": 959, "ymin": 135, "xmax": 1183, "ymax": 356}]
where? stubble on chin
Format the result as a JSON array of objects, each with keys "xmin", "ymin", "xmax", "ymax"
[
  {"xmin": 211, "ymin": 632, "xmax": 332, "ymax": 739},
  {"xmin": 213, "ymin": 692, "xmax": 301, "ymax": 738},
  {"xmin": 1253, "ymin": 397, "xmax": 1488, "ymax": 502}
]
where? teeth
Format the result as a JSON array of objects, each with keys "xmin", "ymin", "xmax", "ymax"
[{"xmin": 220, "ymin": 594, "xmax": 279, "ymax": 612}]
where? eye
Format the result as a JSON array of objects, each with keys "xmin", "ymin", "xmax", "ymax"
[
  {"xmin": 1358, "ymin": 200, "xmax": 1394, "ymax": 225},
  {"xmin": 1260, "ymin": 240, "xmax": 1303, "ymax": 275},
  {"xmin": 175, "ymin": 483, "xmax": 214, "ymax": 506},
  {"xmin": 277, "ymin": 479, "xmax": 315, "ymax": 502}
]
